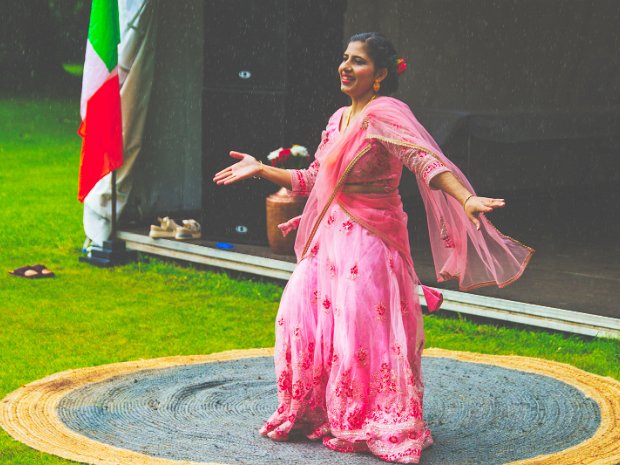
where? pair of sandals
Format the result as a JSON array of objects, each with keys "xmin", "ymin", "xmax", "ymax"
[
  {"xmin": 149, "ymin": 217, "xmax": 201, "ymax": 240},
  {"xmin": 9, "ymin": 264, "xmax": 55, "ymax": 279}
]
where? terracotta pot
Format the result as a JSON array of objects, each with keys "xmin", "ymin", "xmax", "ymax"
[{"xmin": 266, "ymin": 187, "xmax": 307, "ymax": 255}]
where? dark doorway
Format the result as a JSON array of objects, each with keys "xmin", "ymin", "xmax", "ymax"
[{"xmin": 202, "ymin": 0, "xmax": 346, "ymax": 244}]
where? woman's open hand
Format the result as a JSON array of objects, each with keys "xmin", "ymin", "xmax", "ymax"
[
  {"xmin": 464, "ymin": 195, "xmax": 506, "ymax": 230},
  {"xmin": 213, "ymin": 151, "xmax": 261, "ymax": 185}
]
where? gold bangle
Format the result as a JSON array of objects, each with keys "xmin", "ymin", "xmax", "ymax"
[
  {"xmin": 253, "ymin": 160, "xmax": 263, "ymax": 179},
  {"xmin": 463, "ymin": 194, "xmax": 474, "ymax": 208}
]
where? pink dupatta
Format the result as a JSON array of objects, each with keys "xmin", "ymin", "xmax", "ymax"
[{"xmin": 294, "ymin": 96, "xmax": 534, "ymax": 291}]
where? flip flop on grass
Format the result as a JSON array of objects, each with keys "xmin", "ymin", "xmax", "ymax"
[
  {"xmin": 31, "ymin": 264, "xmax": 55, "ymax": 278},
  {"xmin": 8, "ymin": 264, "xmax": 55, "ymax": 279}
]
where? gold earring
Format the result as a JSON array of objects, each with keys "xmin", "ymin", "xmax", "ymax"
[{"xmin": 373, "ymin": 80, "xmax": 381, "ymax": 93}]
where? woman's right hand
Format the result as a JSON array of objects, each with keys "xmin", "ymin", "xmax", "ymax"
[{"xmin": 213, "ymin": 151, "xmax": 262, "ymax": 185}]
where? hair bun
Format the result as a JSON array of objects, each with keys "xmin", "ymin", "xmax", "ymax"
[{"xmin": 395, "ymin": 57, "xmax": 408, "ymax": 75}]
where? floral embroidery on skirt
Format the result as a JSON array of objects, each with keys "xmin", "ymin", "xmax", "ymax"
[{"xmin": 260, "ymin": 205, "xmax": 433, "ymax": 464}]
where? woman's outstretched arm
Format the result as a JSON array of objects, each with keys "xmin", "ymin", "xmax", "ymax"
[
  {"xmin": 429, "ymin": 171, "xmax": 505, "ymax": 230},
  {"xmin": 384, "ymin": 142, "xmax": 506, "ymax": 230},
  {"xmin": 213, "ymin": 151, "xmax": 292, "ymax": 189}
]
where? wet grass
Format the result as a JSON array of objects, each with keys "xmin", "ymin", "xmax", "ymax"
[{"xmin": 0, "ymin": 97, "xmax": 618, "ymax": 464}]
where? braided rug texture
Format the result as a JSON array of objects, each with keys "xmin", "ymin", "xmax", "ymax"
[{"xmin": 1, "ymin": 348, "xmax": 619, "ymax": 465}]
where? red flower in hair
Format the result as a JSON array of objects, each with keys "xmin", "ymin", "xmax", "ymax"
[{"xmin": 396, "ymin": 57, "xmax": 408, "ymax": 75}]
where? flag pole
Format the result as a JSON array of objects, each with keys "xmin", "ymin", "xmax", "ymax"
[
  {"xmin": 80, "ymin": 169, "xmax": 135, "ymax": 267},
  {"xmin": 78, "ymin": 0, "xmax": 135, "ymax": 267},
  {"xmin": 111, "ymin": 170, "xmax": 117, "ymax": 238}
]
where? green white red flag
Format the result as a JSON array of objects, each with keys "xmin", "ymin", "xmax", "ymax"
[{"xmin": 77, "ymin": 0, "xmax": 123, "ymax": 202}]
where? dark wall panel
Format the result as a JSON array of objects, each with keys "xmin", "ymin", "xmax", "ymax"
[
  {"xmin": 203, "ymin": 90, "xmax": 286, "ymax": 243},
  {"xmin": 202, "ymin": 0, "xmax": 345, "ymax": 244}
]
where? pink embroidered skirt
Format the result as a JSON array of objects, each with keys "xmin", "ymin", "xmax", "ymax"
[{"xmin": 260, "ymin": 205, "xmax": 433, "ymax": 464}]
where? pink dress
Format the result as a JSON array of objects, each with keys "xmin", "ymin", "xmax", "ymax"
[
  {"xmin": 259, "ymin": 106, "xmax": 450, "ymax": 464},
  {"xmin": 260, "ymin": 97, "xmax": 533, "ymax": 463}
]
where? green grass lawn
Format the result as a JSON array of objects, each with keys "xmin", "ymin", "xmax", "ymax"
[{"xmin": 0, "ymin": 97, "xmax": 618, "ymax": 464}]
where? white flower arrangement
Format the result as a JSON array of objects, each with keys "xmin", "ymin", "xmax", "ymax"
[{"xmin": 267, "ymin": 144, "xmax": 310, "ymax": 169}]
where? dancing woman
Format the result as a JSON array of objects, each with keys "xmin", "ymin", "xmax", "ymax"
[{"xmin": 214, "ymin": 32, "xmax": 533, "ymax": 464}]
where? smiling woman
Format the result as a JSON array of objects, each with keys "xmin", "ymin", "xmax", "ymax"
[
  {"xmin": 339, "ymin": 32, "xmax": 398, "ymax": 99},
  {"xmin": 338, "ymin": 42, "xmax": 385, "ymax": 100},
  {"xmin": 214, "ymin": 32, "xmax": 533, "ymax": 464}
]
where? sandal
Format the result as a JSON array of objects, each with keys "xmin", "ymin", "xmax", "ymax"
[
  {"xmin": 149, "ymin": 217, "xmax": 181, "ymax": 239},
  {"xmin": 8, "ymin": 265, "xmax": 40, "ymax": 279},
  {"xmin": 175, "ymin": 219, "xmax": 201, "ymax": 240},
  {"xmin": 8, "ymin": 264, "xmax": 55, "ymax": 279},
  {"xmin": 31, "ymin": 264, "xmax": 55, "ymax": 278}
]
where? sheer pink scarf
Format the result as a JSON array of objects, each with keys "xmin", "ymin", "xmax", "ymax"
[{"xmin": 294, "ymin": 96, "xmax": 534, "ymax": 291}]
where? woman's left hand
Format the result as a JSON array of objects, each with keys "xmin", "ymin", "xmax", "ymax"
[{"xmin": 464, "ymin": 196, "xmax": 505, "ymax": 230}]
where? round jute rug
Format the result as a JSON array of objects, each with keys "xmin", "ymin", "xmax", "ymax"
[{"xmin": 1, "ymin": 348, "xmax": 619, "ymax": 465}]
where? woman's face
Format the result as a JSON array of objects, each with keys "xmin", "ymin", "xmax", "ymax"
[{"xmin": 338, "ymin": 41, "xmax": 385, "ymax": 99}]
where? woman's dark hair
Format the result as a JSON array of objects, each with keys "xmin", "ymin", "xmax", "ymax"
[{"xmin": 348, "ymin": 32, "xmax": 399, "ymax": 95}]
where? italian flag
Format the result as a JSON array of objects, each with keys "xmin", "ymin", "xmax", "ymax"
[{"xmin": 78, "ymin": 0, "xmax": 123, "ymax": 202}]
